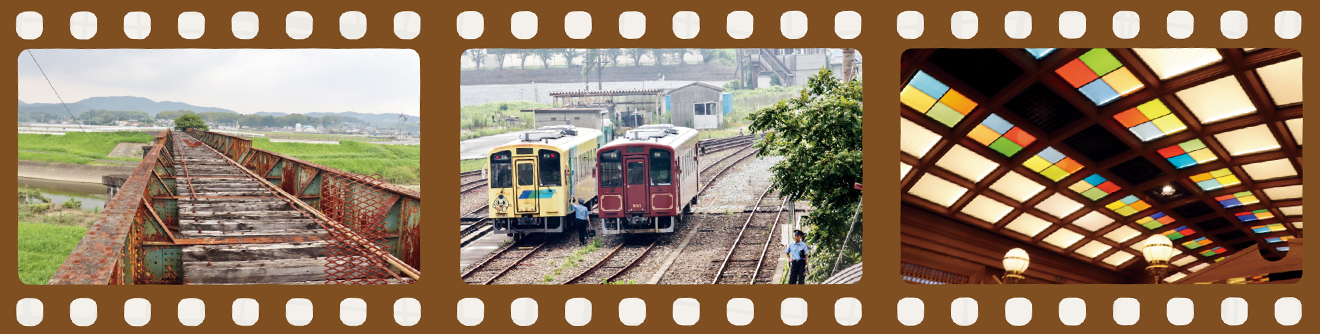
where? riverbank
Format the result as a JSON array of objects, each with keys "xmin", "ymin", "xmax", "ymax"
[{"xmin": 18, "ymin": 160, "xmax": 134, "ymax": 184}]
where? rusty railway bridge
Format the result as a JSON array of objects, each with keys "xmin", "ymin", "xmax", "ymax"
[{"xmin": 49, "ymin": 129, "xmax": 421, "ymax": 285}]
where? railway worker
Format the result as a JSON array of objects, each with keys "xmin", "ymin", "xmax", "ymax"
[
  {"xmin": 570, "ymin": 198, "xmax": 591, "ymax": 246},
  {"xmin": 786, "ymin": 230, "xmax": 810, "ymax": 284}
]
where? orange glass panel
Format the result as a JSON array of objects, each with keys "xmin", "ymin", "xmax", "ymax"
[
  {"xmin": 968, "ymin": 125, "xmax": 1002, "ymax": 146},
  {"xmin": 940, "ymin": 89, "xmax": 979, "ymax": 115},
  {"xmin": 1055, "ymin": 157, "xmax": 1085, "ymax": 174},
  {"xmin": 1113, "ymin": 108, "xmax": 1150, "ymax": 128},
  {"xmin": 1056, "ymin": 59, "xmax": 1100, "ymax": 88}
]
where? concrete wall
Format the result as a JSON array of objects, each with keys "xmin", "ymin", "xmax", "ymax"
[
  {"xmin": 533, "ymin": 111, "xmax": 603, "ymax": 130},
  {"xmin": 461, "ymin": 64, "xmax": 735, "ymax": 86},
  {"xmin": 18, "ymin": 160, "xmax": 136, "ymax": 184}
]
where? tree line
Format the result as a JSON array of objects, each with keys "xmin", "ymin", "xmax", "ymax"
[
  {"xmin": 464, "ymin": 49, "xmax": 736, "ymax": 70},
  {"xmin": 160, "ymin": 110, "xmax": 368, "ymax": 129}
]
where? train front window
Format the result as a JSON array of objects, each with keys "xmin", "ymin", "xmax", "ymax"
[
  {"xmin": 490, "ymin": 151, "xmax": 512, "ymax": 188},
  {"xmin": 517, "ymin": 162, "xmax": 535, "ymax": 186},
  {"xmin": 538, "ymin": 149, "xmax": 561, "ymax": 187},
  {"xmin": 650, "ymin": 149, "xmax": 671, "ymax": 185},
  {"xmin": 627, "ymin": 161, "xmax": 645, "ymax": 185},
  {"xmin": 600, "ymin": 149, "xmax": 622, "ymax": 187}
]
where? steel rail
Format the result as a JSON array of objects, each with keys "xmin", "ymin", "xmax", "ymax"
[
  {"xmin": 460, "ymin": 179, "xmax": 488, "ymax": 193},
  {"xmin": 606, "ymin": 239, "xmax": 658, "ymax": 283},
  {"xmin": 696, "ymin": 145, "xmax": 760, "ymax": 199},
  {"xmin": 711, "ymin": 182, "xmax": 776, "ymax": 284},
  {"xmin": 182, "ymin": 132, "xmax": 421, "ymax": 280},
  {"xmin": 173, "ymin": 135, "xmax": 198, "ymax": 199},
  {"xmin": 751, "ymin": 197, "xmax": 791, "ymax": 284},
  {"xmin": 563, "ymin": 242, "xmax": 626, "ymax": 284},
  {"xmin": 461, "ymin": 238, "xmax": 520, "ymax": 279},
  {"xmin": 483, "ymin": 242, "xmax": 545, "ymax": 285}
]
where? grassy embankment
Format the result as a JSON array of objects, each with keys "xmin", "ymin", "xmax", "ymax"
[
  {"xmin": 17, "ymin": 132, "xmax": 155, "ymax": 165},
  {"xmin": 16, "ymin": 189, "xmax": 99, "ymax": 285},
  {"xmin": 251, "ymin": 138, "xmax": 421, "ymax": 185},
  {"xmin": 460, "ymin": 101, "xmax": 547, "ymax": 140},
  {"xmin": 248, "ymin": 130, "xmax": 394, "ymax": 143}
]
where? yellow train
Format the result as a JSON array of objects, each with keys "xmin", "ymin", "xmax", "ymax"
[{"xmin": 487, "ymin": 125, "xmax": 603, "ymax": 238}]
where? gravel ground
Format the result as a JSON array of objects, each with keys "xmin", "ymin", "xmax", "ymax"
[
  {"xmin": 656, "ymin": 213, "xmax": 752, "ymax": 284},
  {"xmin": 460, "ymin": 187, "xmax": 488, "ymax": 216},
  {"xmin": 489, "ymin": 231, "xmax": 620, "ymax": 285},
  {"xmin": 696, "ymin": 154, "xmax": 783, "ymax": 213}
]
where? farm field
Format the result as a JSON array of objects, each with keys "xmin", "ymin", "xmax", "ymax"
[
  {"xmin": 251, "ymin": 138, "xmax": 422, "ymax": 185},
  {"xmin": 17, "ymin": 132, "xmax": 155, "ymax": 164}
]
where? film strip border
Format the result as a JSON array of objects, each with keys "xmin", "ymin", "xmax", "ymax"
[
  {"xmin": 6, "ymin": 5, "xmax": 1307, "ymax": 331},
  {"xmin": 11, "ymin": 9, "xmax": 1306, "ymax": 41}
]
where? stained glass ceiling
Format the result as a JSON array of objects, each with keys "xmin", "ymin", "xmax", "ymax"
[{"xmin": 900, "ymin": 48, "xmax": 1302, "ymax": 280}]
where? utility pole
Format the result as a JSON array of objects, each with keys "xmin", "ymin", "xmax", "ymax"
[{"xmin": 842, "ymin": 48, "xmax": 856, "ymax": 82}]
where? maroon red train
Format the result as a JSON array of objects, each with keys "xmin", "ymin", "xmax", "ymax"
[{"xmin": 595, "ymin": 124, "xmax": 700, "ymax": 234}]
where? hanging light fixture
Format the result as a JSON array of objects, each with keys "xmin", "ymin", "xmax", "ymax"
[
  {"xmin": 1002, "ymin": 248, "xmax": 1030, "ymax": 284},
  {"xmin": 1160, "ymin": 184, "xmax": 1176, "ymax": 197},
  {"xmin": 1142, "ymin": 234, "xmax": 1175, "ymax": 284}
]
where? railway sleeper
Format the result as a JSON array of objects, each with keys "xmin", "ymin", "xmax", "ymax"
[
  {"xmin": 182, "ymin": 256, "xmax": 389, "ymax": 284},
  {"xmin": 179, "ymin": 220, "xmax": 323, "ymax": 232},
  {"xmin": 182, "ymin": 241, "xmax": 328, "ymax": 262},
  {"xmin": 178, "ymin": 229, "xmax": 328, "ymax": 239},
  {"xmin": 179, "ymin": 210, "xmax": 308, "ymax": 219}
]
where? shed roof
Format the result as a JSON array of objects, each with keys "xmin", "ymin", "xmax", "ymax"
[{"xmin": 666, "ymin": 81, "xmax": 725, "ymax": 93}]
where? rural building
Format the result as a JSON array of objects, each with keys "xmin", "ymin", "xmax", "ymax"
[
  {"xmin": 521, "ymin": 106, "xmax": 610, "ymax": 130},
  {"xmin": 665, "ymin": 82, "xmax": 725, "ymax": 129},
  {"xmin": 549, "ymin": 89, "xmax": 665, "ymax": 127}
]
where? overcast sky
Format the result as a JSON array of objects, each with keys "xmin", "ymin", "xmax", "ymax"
[{"xmin": 18, "ymin": 49, "xmax": 419, "ymax": 116}]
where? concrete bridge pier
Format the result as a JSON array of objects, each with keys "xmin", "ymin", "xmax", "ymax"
[{"xmin": 103, "ymin": 174, "xmax": 129, "ymax": 200}]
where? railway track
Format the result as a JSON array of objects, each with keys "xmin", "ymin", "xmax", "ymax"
[
  {"xmin": 563, "ymin": 238, "xmax": 658, "ymax": 285},
  {"xmin": 460, "ymin": 238, "xmax": 546, "ymax": 285},
  {"xmin": 460, "ymin": 179, "xmax": 487, "ymax": 193},
  {"xmin": 696, "ymin": 144, "xmax": 760, "ymax": 198},
  {"xmin": 699, "ymin": 134, "xmax": 759, "ymax": 156},
  {"xmin": 712, "ymin": 183, "xmax": 786, "ymax": 284},
  {"xmin": 459, "ymin": 205, "xmax": 491, "ymax": 243}
]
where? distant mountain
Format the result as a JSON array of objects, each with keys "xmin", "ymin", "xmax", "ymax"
[
  {"xmin": 251, "ymin": 111, "xmax": 420, "ymax": 127},
  {"xmin": 17, "ymin": 96, "xmax": 239, "ymax": 116}
]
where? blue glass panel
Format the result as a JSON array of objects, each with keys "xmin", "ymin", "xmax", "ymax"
[
  {"xmin": 1084, "ymin": 174, "xmax": 1107, "ymax": 186},
  {"xmin": 1167, "ymin": 154, "xmax": 1197, "ymax": 169},
  {"xmin": 1129, "ymin": 122, "xmax": 1165, "ymax": 142},
  {"xmin": 982, "ymin": 113, "xmax": 1015, "ymax": 134},
  {"xmin": 909, "ymin": 71, "xmax": 951, "ymax": 99},
  {"xmin": 1025, "ymin": 48, "xmax": 1055, "ymax": 59},
  {"xmin": 1079, "ymin": 80, "xmax": 1122, "ymax": 106},
  {"xmin": 1037, "ymin": 146, "xmax": 1066, "ymax": 164}
]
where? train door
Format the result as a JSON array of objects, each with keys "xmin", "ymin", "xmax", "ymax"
[
  {"xmin": 515, "ymin": 158, "xmax": 539, "ymax": 213},
  {"xmin": 624, "ymin": 157, "xmax": 649, "ymax": 213}
]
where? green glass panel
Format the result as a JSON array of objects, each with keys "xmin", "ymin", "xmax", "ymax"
[
  {"xmin": 926, "ymin": 102, "xmax": 964, "ymax": 127},
  {"xmin": 1081, "ymin": 188, "xmax": 1108, "ymax": 201},
  {"xmin": 1079, "ymin": 49, "xmax": 1123, "ymax": 76},
  {"xmin": 1234, "ymin": 191, "xmax": 1253, "ymax": 197},
  {"xmin": 1178, "ymin": 139, "xmax": 1208, "ymax": 152},
  {"xmin": 1040, "ymin": 165, "xmax": 1070, "ymax": 182},
  {"xmin": 989, "ymin": 137, "xmax": 1024, "ymax": 157},
  {"xmin": 1115, "ymin": 206, "xmax": 1137, "ymax": 216},
  {"xmin": 1167, "ymin": 233, "xmax": 1184, "ymax": 240},
  {"xmin": 1142, "ymin": 220, "xmax": 1163, "ymax": 229}
]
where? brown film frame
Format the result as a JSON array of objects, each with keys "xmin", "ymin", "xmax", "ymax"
[{"xmin": 1, "ymin": 0, "xmax": 1310, "ymax": 332}]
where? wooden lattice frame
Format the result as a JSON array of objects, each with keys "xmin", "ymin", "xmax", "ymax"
[{"xmin": 899, "ymin": 48, "xmax": 1303, "ymax": 278}]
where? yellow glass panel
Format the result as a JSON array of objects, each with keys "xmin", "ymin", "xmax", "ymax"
[
  {"xmin": 1238, "ymin": 195, "xmax": 1259, "ymax": 204},
  {"xmin": 968, "ymin": 125, "xmax": 1002, "ymax": 146},
  {"xmin": 1023, "ymin": 156, "xmax": 1053, "ymax": 172},
  {"xmin": 1217, "ymin": 175, "xmax": 1242, "ymax": 187},
  {"xmin": 1108, "ymin": 201, "xmax": 1128, "ymax": 211},
  {"xmin": 900, "ymin": 85, "xmax": 938, "ymax": 113},
  {"xmin": 1101, "ymin": 67, "xmax": 1145, "ymax": 95},
  {"xmin": 1210, "ymin": 168, "xmax": 1233, "ymax": 178},
  {"xmin": 1190, "ymin": 173, "xmax": 1214, "ymax": 182},
  {"xmin": 1187, "ymin": 149, "xmax": 1218, "ymax": 163},
  {"xmin": 1069, "ymin": 181, "xmax": 1094, "ymax": 193},
  {"xmin": 1150, "ymin": 115, "xmax": 1187, "ymax": 134}
]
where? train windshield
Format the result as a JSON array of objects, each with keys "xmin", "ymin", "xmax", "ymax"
[
  {"xmin": 650, "ymin": 149, "xmax": 672, "ymax": 185},
  {"xmin": 627, "ymin": 161, "xmax": 645, "ymax": 185},
  {"xmin": 490, "ymin": 151, "xmax": 512, "ymax": 188},
  {"xmin": 539, "ymin": 149, "xmax": 561, "ymax": 187},
  {"xmin": 517, "ymin": 162, "xmax": 535, "ymax": 186},
  {"xmin": 600, "ymin": 149, "xmax": 622, "ymax": 187}
]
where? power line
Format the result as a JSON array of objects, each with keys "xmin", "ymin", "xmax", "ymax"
[{"xmin": 25, "ymin": 50, "xmax": 89, "ymax": 134}]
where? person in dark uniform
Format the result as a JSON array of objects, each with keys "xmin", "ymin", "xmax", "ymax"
[
  {"xmin": 570, "ymin": 198, "xmax": 590, "ymax": 246},
  {"xmin": 786, "ymin": 230, "xmax": 809, "ymax": 284}
]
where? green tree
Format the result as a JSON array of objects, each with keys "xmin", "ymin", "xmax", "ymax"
[
  {"xmin": 602, "ymin": 48, "xmax": 623, "ymax": 67},
  {"xmin": 174, "ymin": 113, "xmax": 209, "ymax": 131},
  {"xmin": 626, "ymin": 48, "xmax": 647, "ymax": 66},
  {"xmin": 747, "ymin": 68, "xmax": 862, "ymax": 283},
  {"xmin": 517, "ymin": 50, "xmax": 531, "ymax": 69},
  {"xmin": 490, "ymin": 48, "xmax": 510, "ymax": 70},
  {"xmin": 532, "ymin": 49, "xmax": 555, "ymax": 69}
]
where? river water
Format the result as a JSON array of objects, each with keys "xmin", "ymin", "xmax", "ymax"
[{"xmin": 17, "ymin": 177, "xmax": 107, "ymax": 211}]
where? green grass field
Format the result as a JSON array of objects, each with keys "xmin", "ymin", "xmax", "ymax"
[
  {"xmin": 460, "ymin": 159, "xmax": 486, "ymax": 172},
  {"xmin": 18, "ymin": 132, "xmax": 154, "ymax": 164},
  {"xmin": 460, "ymin": 101, "xmax": 545, "ymax": 140},
  {"xmin": 250, "ymin": 131, "xmax": 394, "ymax": 143},
  {"xmin": 17, "ymin": 222, "xmax": 87, "ymax": 285},
  {"xmin": 251, "ymin": 138, "xmax": 422, "ymax": 184}
]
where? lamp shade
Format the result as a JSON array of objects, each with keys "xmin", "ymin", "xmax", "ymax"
[
  {"xmin": 1142, "ymin": 234, "xmax": 1175, "ymax": 263},
  {"xmin": 1002, "ymin": 248, "xmax": 1030, "ymax": 273}
]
